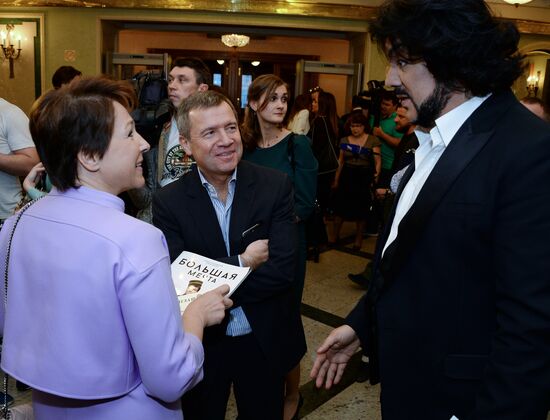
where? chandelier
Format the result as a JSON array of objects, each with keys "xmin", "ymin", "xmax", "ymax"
[
  {"xmin": 0, "ymin": 24, "xmax": 22, "ymax": 79},
  {"xmin": 502, "ymin": 0, "xmax": 533, "ymax": 6},
  {"xmin": 221, "ymin": 34, "xmax": 250, "ymax": 48}
]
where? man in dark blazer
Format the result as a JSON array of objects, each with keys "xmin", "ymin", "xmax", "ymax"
[
  {"xmin": 153, "ymin": 90, "xmax": 305, "ymax": 420},
  {"xmin": 311, "ymin": 1, "xmax": 550, "ymax": 419}
]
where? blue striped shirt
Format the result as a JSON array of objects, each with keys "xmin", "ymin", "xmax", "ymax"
[{"xmin": 198, "ymin": 168, "xmax": 252, "ymax": 336}]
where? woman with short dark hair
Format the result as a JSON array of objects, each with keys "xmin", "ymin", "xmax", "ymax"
[
  {"xmin": 331, "ymin": 111, "xmax": 381, "ymax": 248},
  {"xmin": 0, "ymin": 77, "xmax": 231, "ymax": 420}
]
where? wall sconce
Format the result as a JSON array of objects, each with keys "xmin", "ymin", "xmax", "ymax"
[
  {"xmin": 216, "ymin": 59, "xmax": 225, "ymax": 65},
  {"xmin": 0, "ymin": 24, "xmax": 22, "ymax": 79},
  {"xmin": 251, "ymin": 61, "xmax": 260, "ymax": 67},
  {"xmin": 221, "ymin": 34, "xmax": 250, "ymax": 49},
  {"xmin": 527, "ymin": 70, "xmax": 540, "ymax": 97}
]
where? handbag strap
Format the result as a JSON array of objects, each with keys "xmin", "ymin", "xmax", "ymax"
[
  {"xmin": 2, "ymin": 197, "xmax": 43, "ymax": 418},
  {"xmin": 286, "ymin": 133, "xmax": 296, "ymax": 175},
  {"xmin": 320, "ymin": 116, "xmax": 338, "ymax": 161}
]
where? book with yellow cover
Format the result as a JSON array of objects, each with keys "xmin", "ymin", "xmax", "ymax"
[{"xmin": 171, "ymin": 250, "xmax": 251, "ymax": 313}]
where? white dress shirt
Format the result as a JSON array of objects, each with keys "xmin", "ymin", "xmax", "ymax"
[{"xmin": 382, "ymin": 95, "xmax": 490, "ymax": 256}]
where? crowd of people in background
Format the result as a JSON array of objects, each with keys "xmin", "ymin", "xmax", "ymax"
[{"xmin": 1, "ymin": 0, "xmax": 550, "ymax": 417}]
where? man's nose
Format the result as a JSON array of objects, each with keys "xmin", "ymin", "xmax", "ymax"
[
  {"xmin": 218, "ymin": 130, "xmax": 234, "ymax": 145},
  {"xmin": 385, "ymin": 64, "xmax": 400, "ymax": 88}
]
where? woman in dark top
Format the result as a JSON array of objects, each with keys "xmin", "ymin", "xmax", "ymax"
[
  {"xmin": 241, "ymin": 74, "xmax": 317, "ymax": 420},
  {"xmin": 332, "ymin": 112, "xmax": 381, "ymax": 249},
  {"xmin": 309, "ymin": 90, "xmax": 340, "ymax": 214},
  {"xmin": 306, "ymin": 90, "xmax": 339, "ymax": 255}
]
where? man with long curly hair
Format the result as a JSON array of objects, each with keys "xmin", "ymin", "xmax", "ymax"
[{"xmin": 312, "ymin": 1, "xmax": 550, "ymax": 419}]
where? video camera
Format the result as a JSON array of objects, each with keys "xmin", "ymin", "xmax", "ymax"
[
  {"xmin": 130, "ymin": 70, "xmax": 171, "ymax": 148},
  {"xmin": 355, "ymin": 79, "xmax": 386, "ymax": 130}
]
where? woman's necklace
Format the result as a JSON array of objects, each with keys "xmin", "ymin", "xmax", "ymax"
[
  {"xmin": 349, "ymin": 133, "xmax": 367, "ymax": 155},
  {"xmin": 349, "ymin": 133, "xmax": 367, "ymax": 147},
  {"xmin": 261, "ymin": 128, "xmax": 285, "ymax": 148}
]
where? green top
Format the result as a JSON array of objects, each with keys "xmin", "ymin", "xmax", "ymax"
[
  {"xmin": 243, "ymin": 133, "xmax": 318, "ymax": 221},
  {"xmin": 370, "ymin": 112, "xmax": 403, "ymax": 170}
]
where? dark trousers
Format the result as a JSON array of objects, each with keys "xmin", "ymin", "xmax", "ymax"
[{"xmin": 181, "ymin": 333, "xmax": 285, "ymax": 420}]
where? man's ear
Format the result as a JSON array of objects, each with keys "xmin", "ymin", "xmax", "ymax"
[
  {"xmin": 77, "ymin": 150, "xmax": 101, "ymax": 173},
  {"xmin": 198, "ymin": 84, "xmax": 208, "ymax": 93},
  {"xmin": 179, "ymin": 135, "xmax": 193, "ymax": 156}
]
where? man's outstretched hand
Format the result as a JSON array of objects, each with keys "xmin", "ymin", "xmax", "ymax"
[{"xmin": 310, "ymin": 325, "xmax": 360, "ymax": 389}]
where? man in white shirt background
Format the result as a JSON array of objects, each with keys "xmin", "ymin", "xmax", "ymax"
[{"xmin": 0, "ymin": 97, "xmax": 39, "ymax": 226}]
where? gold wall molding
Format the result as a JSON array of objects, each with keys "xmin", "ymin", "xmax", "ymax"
[
  {"xmin": 4, "ymin": 0, "xmax": 378, "ymax": 21},
  {"xmin": 513, "ymin": 19, "xmax": 550, "ymax": 36},
  {"xmin": 3, "ymin": 1, "xmax": 549, "ymax": 34}
]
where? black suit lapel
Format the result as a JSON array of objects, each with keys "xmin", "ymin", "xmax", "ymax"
[
  {"xmin": 378, "ymin": 162, "xmax": 416, "ymax": 253},
  {"xmin": 184, "ymin": 166, "xmax": 228, "ymax": 257},
  {"xmin": 228, "ymin": 161, "xmax": 256, "ymax": 255},
  {"xmin": 378, "ymin": 93, "xmax": 511, "ymax": 289},
  {"xmin": 371, "ymin": 162, "xmax": 415, "ymax": 275},
  {"xmin": 367, "ymin": 162, "xmax": 415, "ymax": 304}
]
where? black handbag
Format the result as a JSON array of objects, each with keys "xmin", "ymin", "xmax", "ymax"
[{"xmin": 287, "ymin": 135, "xmax": 328, "ymax": 253}]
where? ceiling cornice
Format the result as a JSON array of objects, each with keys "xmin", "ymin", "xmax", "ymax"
[
  {"xmin": 2, "ymin": 0, "xmax": 549, "ymax": 34},
  {"xmin": 513, "ymin": 19, "xmax": 550, "ymax": 35},
  {"xmin": 3, "ymin": 0, "xmax": 377, "ymax": 20}
]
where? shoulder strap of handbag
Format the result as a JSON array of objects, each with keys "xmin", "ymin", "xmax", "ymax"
[
  {"xmin": 2, "ymin": 197, "xmax": 43, "ymax": 418},
  {"xmin": 321, "ymin": 116, "xmax": 338, "ymax": 161}
]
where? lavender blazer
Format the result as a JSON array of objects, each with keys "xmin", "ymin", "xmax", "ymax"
[{"xmin": 0, "ymin": 186, "xmax": 203, "ymax": 419}]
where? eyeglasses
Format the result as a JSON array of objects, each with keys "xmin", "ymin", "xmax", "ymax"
[{"xmin": 308, "ymin": 86, "xmax": 322, "ymax": 93}]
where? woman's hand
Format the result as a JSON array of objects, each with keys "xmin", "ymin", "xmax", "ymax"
[
  {"xmin": 182, "ymin": 285, "xmax": 233, "ymax": 340},
  {"xmin": 22, "ymin": 162, "xmax": 45, "ymax": 192}
]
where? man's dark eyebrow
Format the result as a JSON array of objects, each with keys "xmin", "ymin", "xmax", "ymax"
[
  {"xmin": 198, "ymin": 120, "xmax": 237, "ymax": 136},
  {"xmin": 199, "ymin": 125, "xmax": 216, "ymax": 136},
  {"xmin": 388, "ymin": 47, "xmax": 423, "ymax": 65}
]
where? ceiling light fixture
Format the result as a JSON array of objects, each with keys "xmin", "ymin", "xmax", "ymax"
[
  {"xmin": 251, "ymin": 60, "xmax": 260, "ymax": 67},
  {"xmin": 502, "ymin": 0, "xmax": 533, "ymax": 6},
  {"xmin": 221, "ymin": 34, "xmax": 250, "ymax": 48}
]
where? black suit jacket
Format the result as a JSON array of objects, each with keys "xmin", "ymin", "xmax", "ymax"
[
  {"xmin": 153, "ymin": 160, "xmax": 306, "ymax": 376},
  {"xmin": 347, "ymin": 91, "xmax": 550, "ymax": 419}
]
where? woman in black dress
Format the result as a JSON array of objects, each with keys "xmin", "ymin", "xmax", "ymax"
[{"xmin": 331, "ymin": 112, "xmax": 381, "ymax": 249}]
